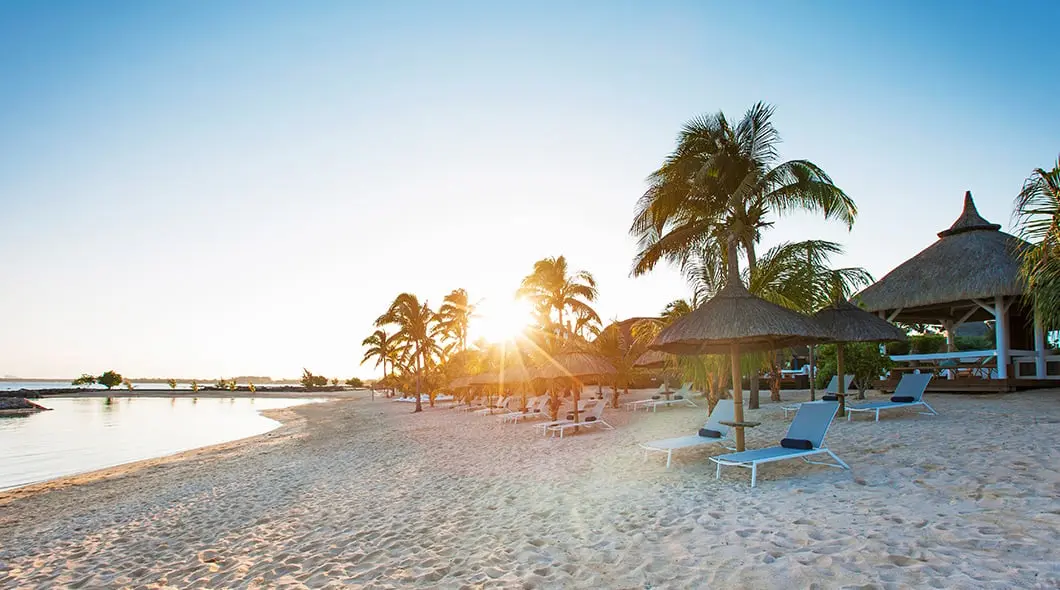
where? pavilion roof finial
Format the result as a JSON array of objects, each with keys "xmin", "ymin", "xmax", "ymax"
[{"xmin": 937, "ymin": 191, "xmax": 1001, "ymax": 238}]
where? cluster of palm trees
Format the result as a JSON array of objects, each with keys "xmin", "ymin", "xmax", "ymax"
[{"xmin": 362, "ymin": 257, "xmax": 618, "ymax": 413}]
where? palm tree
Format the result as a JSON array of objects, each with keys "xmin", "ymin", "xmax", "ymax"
[
  {"xmin": 376, "ymin": 293, "xmax": 440, "ymax": 412},
  {"xmin": 1013, "ymin": 155, "xmax": 1060, "ymax": 328},
  {"xmin": 592, "ymin": 322, "xmax": 650, "ymax": 408},
  {"xmin": 361, "ymin": 329, "xmax": 397, "ymax": 397},
  {"xmin": 438, "ymin": 288, "xmax": 477, "ymax": 352},
  {"xmin": 517, "ymin": 256, "xmax": 600, "ymax": 342},
  {"xmin": 631, "ymin": 102, "xmax": 857, "ymax": 407}
]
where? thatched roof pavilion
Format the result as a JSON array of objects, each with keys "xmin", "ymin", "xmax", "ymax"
[{"xmin": 856, "ymin": 192, "xmax": 1044, "ymax": 381}]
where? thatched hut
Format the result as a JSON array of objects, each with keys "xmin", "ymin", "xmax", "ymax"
[{"xmin": 856, "ymin": 192, "xmax": 1050, "ymax": 388}]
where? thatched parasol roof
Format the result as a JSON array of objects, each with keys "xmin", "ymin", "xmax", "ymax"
[
  {"xmin": 449, "ymin": 375, "xmax": 473, "ymax": 388},
  {"xmin": 533, "ymin": 352, "xmax": 616, "ymax": 379},
  {"xmin": 633, "ymin": 349, "xmax": 668, "ymax": 369},
  {"xmin": 651, "ymin": 282, "xmax": 831, "ymax": 355},
  {"xmin": 813, "ymin": 300, "xmax": 907, "ymax": 343},
  {"xmin": 856, "ymin": 192, "xmax": 1029, "ymax": 321}
]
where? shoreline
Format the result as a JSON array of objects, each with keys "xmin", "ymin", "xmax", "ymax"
[{"xmin": 0, "ymin": 400, "xmax": 326, "ymax": 505}]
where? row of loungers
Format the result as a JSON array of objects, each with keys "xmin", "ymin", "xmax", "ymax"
[
  {"xmin": 455, "ymin": 395, "xmax": 614, "ymax": 438},
  {"xmin": 641, "ymin": 373, "xmax": 938, "ymax": 486},
  {"xmin": 624, "ymin": 383, "xmax": 699, "ymax": 412}
]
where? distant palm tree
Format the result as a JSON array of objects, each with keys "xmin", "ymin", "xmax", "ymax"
[
  {"xmin": 438, "ymin": 288, "xmax": 477, "ymax": 352},
  {"xmin": 592, "ymin": 322, "xmax": 650, "ymax": 408},
  {"xmin": 517, "ymin": 256, "xmax": 600, "ymax": 343},
  {"xmin": 1013, "ymin": 155, "xmax": 1060, "ymax": 328},
  {"xmin": 376, "ymin": 293, "xmax": 440, "ymax": 412},
  {"xmin": 361, "ymin": 329, "xmax": 397, "ymax": 397},
  {"xmin": 631, "ymin": 102, "xmax": 857, "ymax": 407}
]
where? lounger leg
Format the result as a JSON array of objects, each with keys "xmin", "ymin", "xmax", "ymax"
[
  {"xmin": 715, "ymin": 461, "xmax": 721, "ymax": 480},
  {"xmin": 875, "ymin": 409, "xmax": 880, "ymax": 422},
  {"xmin": 920, "ymin": 401, "xmax": 938, "ymax": 416},
  {"xmin": 751, "ymin": 464, "xmax": 757, "ymax": 488},
  {"xmin": 826, "ymin": 450, "xmax": 850, "ymax": 470},
  {"xmin": 666, "ymin": 451, "xmax": 672, "ymax": 469}
]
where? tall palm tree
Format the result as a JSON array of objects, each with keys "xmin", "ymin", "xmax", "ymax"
[
  {"xmin": 1013, "ymin": 155, "xmax": 1060, "ymax": 328},
  {"xmin": 438, "ymin": 288, "xmax": 477, "ymax": 352},
  {"xmin": 361, "ymin": 329, "xmax": 397, "ymax": 397},
  {"xmin": 631, "ymin": 102, "xmax": 857, "ymax": 407},
  {"xmin": 631, "ymin": 102, "xmax": 857, "ymax": 276},
  {"xmin": 376, "ymin": 293, "xmax": 440, "ymax": 413},
  {"xmin": 517, "ymin": 256, "xmax": 600, "ymax": 342}
]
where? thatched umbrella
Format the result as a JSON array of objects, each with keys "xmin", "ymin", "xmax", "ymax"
[
  {"xmin": 533, "ymin": 352, "xmax": 617, "ymax": 423},
  {"xmin": 813, "ymin": 300, "xmax": 907, "ymax": 416},
  {"xmin": 652, "ymin": 273, "xmax": 831, "ymax": 451},
  {"xmin": 633, "ymin": 349, "xmax": 668, "ymax": 369}
]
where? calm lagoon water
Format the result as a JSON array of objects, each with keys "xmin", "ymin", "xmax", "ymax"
[{"xmin": 0, "ymin": 397, "xmax": 321, "ymax": 491}]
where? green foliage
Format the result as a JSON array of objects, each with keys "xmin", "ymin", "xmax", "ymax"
[
  {"xmin": 345, "ymin": 377, "xmax": 364, "ymax": 387},
  {"xmin": 248, "ymin": 382, "xmax": 256, "ymax": 393},
  {"xmin": 190, "ymin": 380, "xmax": 199, "ymax": 392},
  {"xmin": 301, "ymin": 368, "xmax": 328, "ymax": 389},
  {"xmin": 331, "ymin": 378, "xmax": 339, "ymax": 387},
  {"xmin": 1012, "ymin": 156, "xmax": 1060, "ymax": 328},
  {"xmin": 814, "ymin": 343, "xmax": 892, "ymax": 396},
  {"xmin": 98, "ymin": 370, "xmax": 123, "ymax": 390},
  {"xmin": 167, "ymin": 378, "xmax": 177, "ymax": 389},
  {"xmin": 122, "ymin": 378, "xmax": 134, "ymax": 391},
  {"xmin": 72, "ymin": 373, "xmax": 97, "ymax": 387},
  {"xmin": 910, "ymin": 334, "xmax": 946, "ymax": 354}
]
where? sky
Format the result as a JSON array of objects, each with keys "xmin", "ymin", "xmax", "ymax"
[{"xmin": 1, "ymin": 1, "xmax": 1057, "ymax": 380}]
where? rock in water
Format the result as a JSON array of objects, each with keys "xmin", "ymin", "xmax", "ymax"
[{"xmin": 0, "ymin": 397, "xmax": 49, "ymax": 414}]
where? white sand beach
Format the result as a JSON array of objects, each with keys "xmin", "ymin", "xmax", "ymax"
[{"xmin": 1, "ymin": 389, "xmax": 1059, "ymax": 589}]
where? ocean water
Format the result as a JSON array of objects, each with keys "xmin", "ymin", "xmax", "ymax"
[
  {"xmin": 0, "ymin": 397, "xmax": 322, "ymax": 491},
  {"xmin": 1, "ymin": 381, "xmax": 252, "ymax": 391}
]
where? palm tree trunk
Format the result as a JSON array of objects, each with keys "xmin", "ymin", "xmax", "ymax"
[
  {"xmin": 413, "ymin": 347, "xmax": 423, "ymax": 413},
  {"xmin": 744, "ymin": 239, "xmax": 762, "ymax": 409}
]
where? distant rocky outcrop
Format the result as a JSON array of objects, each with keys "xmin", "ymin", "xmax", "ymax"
[{"xmin": 0, "ymin": 397, "xmax": 49, "ymax": 414}]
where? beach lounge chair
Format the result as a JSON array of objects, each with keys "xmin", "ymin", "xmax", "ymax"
[
  {"xmin": 710, "ymin": 401, "xmax": 848, "ymax": 487},
  {"xmin": 473, "ymin": 396, "xmax": 510, "ymax": 415},
  {"xmin": 624, "ymin": 384, "xmax": 668, "ymax": 411},
  {"xmin": 532, "ymin": 399, "xmax": 596, "ymax": 435},
  {"xmin": 846, "ymin": 373, "xmax": 935, "ymax": 422},
  {"xmin": 639, "ymin": 399, "xmax": 737, "ymax": 468},
  {"xmin": 500, "ymin": 396, "xmax": 546, "ymax": 423},
  {"xmin": 546, "ymin": 400, "xmax": 613, "ymax": 438},
  {"xmin": 781, "ymin": 374, "xmax": 855, "ymax": 418}
]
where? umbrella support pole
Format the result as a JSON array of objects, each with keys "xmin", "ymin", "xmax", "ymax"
[
  {"xmin": 730, "ymin": 343, "xmax": 745, "ymax": 452},
  {"xmin": 837, "ymin": 344, "xmax": 846, "ymax": 417}
]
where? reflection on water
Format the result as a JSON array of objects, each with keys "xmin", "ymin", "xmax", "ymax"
[{"xmin": 0, "ymin": 397, "xmax": 321, "ymax": 491}]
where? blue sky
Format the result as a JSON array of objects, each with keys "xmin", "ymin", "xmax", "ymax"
[{"xmin": 1, "ymin": 1, "xmax": 1057, "ymax": 379}]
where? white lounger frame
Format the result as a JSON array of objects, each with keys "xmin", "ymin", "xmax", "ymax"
[{"xmin": 711, "ymin": 448, "xmax": 849, "ymax": 488}]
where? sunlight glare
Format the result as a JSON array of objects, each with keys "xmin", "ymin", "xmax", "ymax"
[{"xmin": 473, "ymin": 297, "xmax": 533, "ymax": 344}]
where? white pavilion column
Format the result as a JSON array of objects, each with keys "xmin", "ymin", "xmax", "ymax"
[
  {"xmin": 995, "ymin": 296, "xmax": 1009, "ymax": 379},
  {"xmin": 1034, "ymin": 307, "xmax": 1047, "ymax": 379}
]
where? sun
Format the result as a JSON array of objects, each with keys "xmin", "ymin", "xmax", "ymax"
[{"xmin": 473, "ymin": 297, "xmax": 534, "ymax": 343}]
